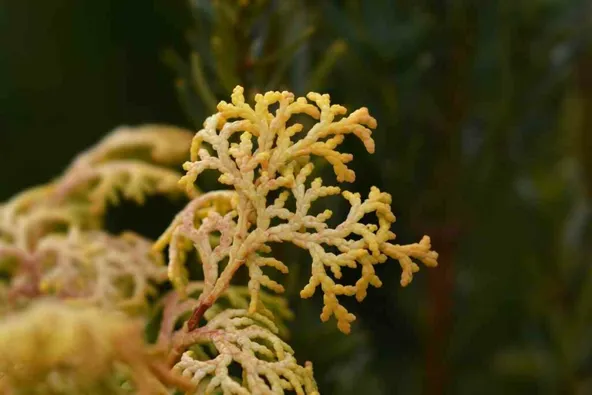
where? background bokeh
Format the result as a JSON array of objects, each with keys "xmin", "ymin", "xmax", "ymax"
[{"xmin": 2, "ymin": 0, "xmax": 592, "ymax": 394}]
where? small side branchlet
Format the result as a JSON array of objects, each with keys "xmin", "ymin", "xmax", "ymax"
[
  {"xmin": 171, "ymin": 309, "xmax": 319, "ymax": 395},
  {"xmin": 157, "ymin": 281, "xmax": 294, "ymax": 349}
]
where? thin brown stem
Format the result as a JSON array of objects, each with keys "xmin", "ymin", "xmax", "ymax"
[{"xmin": 186, "ymin": 301, "xmax": 212, "ymax": 331}]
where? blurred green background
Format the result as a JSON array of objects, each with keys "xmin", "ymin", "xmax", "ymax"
[{"xmin": 2, "ymin": 0, "xmax": 592, "ymax": 394}]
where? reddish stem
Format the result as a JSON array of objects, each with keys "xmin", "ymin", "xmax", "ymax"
[{"xmin": 186, "ymin": 302, "xmax": 211, "ymax": 331}]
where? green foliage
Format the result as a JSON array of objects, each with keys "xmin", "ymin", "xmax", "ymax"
[{"xmin": 168, "ymin": 0, "xmax": 592, "ymax": 393}]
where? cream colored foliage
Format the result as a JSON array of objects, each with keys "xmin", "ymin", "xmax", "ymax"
[
  {"xmin": 0, "ymin": 124, "xmax": 194, "ymax": 251},
  {"xmin": 172, "ymin": 309, "xmax": 318, "ymax": 395},
  {"xmin": 0, "ymin": 301, "xmax": 191, "ymax": 395},
  {"xmin": 38, "ymin": 228, "xmax": 167, "ymax": 311},
  {"xmin": 0, "ymin": 125, "xmax": 194, "ymax": 313},
  {"xmin": 52, "ymin": 124, "xmax": 196, "ymax": 216},
  {"xmin": 162, "ymin": 86, "xmax": 438, "ymax": 334},
  {"xmin": 1, "ymin": 228, "xmax": 167, "ymax": 315}
]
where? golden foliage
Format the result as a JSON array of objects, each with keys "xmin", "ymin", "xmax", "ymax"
[{"xmin": 161, "ymin": 86, "xmax": 438, "ymax": 334}]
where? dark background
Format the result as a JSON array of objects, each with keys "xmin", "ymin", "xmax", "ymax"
[
  {"xmin": 2, "ymin": 1, "xmax": 592, "ymax": 394},
  {"xmin": 0, "ymin": 0, "xmax": 189, "ymax": 199}
]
